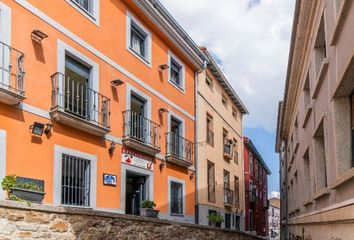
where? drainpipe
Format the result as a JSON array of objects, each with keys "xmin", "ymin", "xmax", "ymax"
[
  {"xmin": 194, "ymin": 70, "xmax": 199, "ymax": 224},
  {"xmin": 194, "ymin": 60, "xmax": 207, "ymax": 224}
]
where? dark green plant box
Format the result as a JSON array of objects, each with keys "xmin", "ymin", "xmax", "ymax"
[{"xmin": 10, "ymin": 187, "xmax": 45, "ymax": 203}]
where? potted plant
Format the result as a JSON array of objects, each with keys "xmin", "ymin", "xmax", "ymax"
[
  {"xmin": 139, "ymin": 200, "xmax": 159, "ymax": 218},
  {"xmin": 1, "ymin": 175, "xmax": 45, "ymax": 203},
  {"xmin": 208, "ymin": 213, "xmax": 224, "ymax": 227}
]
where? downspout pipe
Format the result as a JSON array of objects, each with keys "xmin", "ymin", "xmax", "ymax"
[{"xmin": 194, "ymin": 60, "xmax": 207, "ymax": 224}]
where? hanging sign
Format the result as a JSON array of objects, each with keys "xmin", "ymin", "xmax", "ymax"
[{"xmin": 122, "ymin": 148, "xmax": 154, "ymax": 171}]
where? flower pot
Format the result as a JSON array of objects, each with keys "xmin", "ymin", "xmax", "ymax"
[
  {"xmin": 10, "ymin": 188, "xmax": 45, "ymax": 203},
  {"xmin": 139, "ymin": 208, "xmax": 159, "ymax": 218}
]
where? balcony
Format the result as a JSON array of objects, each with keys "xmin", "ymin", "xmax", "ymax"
[
  {"xmin": 50, "ymin": 72, "xmax": 110, "ymax": 136},
  {"xmin": 249, "ymin": 191, "xmax": 257, "ymax": 204},
  {"xmin": 206, "ymin": 128, "xmax": 214, "ymax": 146},
  {"xmin": 165, "ymin": 132, "xmax": 193, "ymax": 167},
  {"xmin": 223, "ymin": 142, "xmax": 233, "ymax": 160},
  {"xmin": 122, "ymin": 110, "xmax": 161, "ymax": 156},
  {"xmin": 0, "ymin": 41, "xmax": 25, "ymax": 105},
  {"xmin": 224, "ymin": 188, "xmax": 234, "ymax": 206}
]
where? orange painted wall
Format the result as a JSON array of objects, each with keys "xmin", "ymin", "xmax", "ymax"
[{"xmin": 0, "ymin": 0, "xmax": 197, "ymax": 216}]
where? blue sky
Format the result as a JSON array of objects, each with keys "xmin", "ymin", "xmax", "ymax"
[
  {"xmin": 244, "ymin": 128, "xmax": 279, "ymax": 193},
  {"xmin": 160, "ymin": 0, "xmax": 295, "ymax": 198}
]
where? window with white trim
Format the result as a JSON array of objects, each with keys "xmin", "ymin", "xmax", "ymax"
[
  {"xmin": 126, "ymin": 12, "xmax": 151, "ymax": 65},
  {"xmin": 61, "ymin": 154, "xmax": 91, "ymax": 207},
  {"xmin": 168, "ymin": 52, "xmax": 185, "ymax": 91},
  {"xmin": 130, "ymin": 22, "xmax": 148, "ymax": 58},
  {"xmin": 170, "ymin": 181, "xmax": 183, "ymax": 215},
  {"xmin": 170, "ymin": 59, "xmax": 182, "ymax": 88},
  {"xmin": 72, "ymin": 0, "xmax": 93, "ymax": 14}
]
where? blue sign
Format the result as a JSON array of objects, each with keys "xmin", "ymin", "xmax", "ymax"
[{"xmin": 103, "ymin": 174, "xmax": 117, "ymax": 186}]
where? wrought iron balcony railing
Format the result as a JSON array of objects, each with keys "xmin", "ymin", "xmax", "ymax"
[
  {"xmin": 206, "ymin": 128, "xmax": 214, "ymax": 146},
  {"xmin": 122, "ymin": 110, "xmax": 161, "ymax": 150},
  {"xmin": 224, "ymin": 188, "xmax": 234, "ymax": 205},
  {"xmin": 51, "ymin": 72, "xmax": 110, "ymax": 129},
  {"xmin": 166, "ymin": 132, "xmax": 193, "ymax": 164},
  {"xmin": 0, "ymin": 41, "xmax": 25, "ymax": 96}
]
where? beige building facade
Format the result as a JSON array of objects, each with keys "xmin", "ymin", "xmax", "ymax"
[
  {"xmin": 276, "ymin": 0, "xmax": 354, "ymax": 239},
  {"xmin": 196, "ymin": 48, "xmax": 248, "ymax": 229}
]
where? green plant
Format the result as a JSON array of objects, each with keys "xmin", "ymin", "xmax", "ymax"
[
  {"xmin": 207, "ymin": 213, "xmax": 224, "ymax": 223},
  {"xmin": 1, "ymin": 175, "xmax": 16, "ymax": 192},
  {"xmin": 140, "ymin": 200, "xmax": 156, "ymax": 209},
  {"xmin": 1, "ymin": 175, "xmax": 44, "ymax": 193},
  {"xmin": 15, "ymin": 182, "xmax": 44, "ymax": 192}
]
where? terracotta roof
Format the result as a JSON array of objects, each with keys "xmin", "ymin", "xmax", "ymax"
[{"xmin": 269, "ymin": 197, "xmax": 280, "ymax": 209}]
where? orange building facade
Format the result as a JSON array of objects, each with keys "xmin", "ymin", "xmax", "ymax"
[{"xmin": 0, "ymin": 0, "xmax": 206, "ymax": 223}]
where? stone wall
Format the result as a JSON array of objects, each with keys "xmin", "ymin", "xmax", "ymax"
[{"xmin": 0, "ymin": 201, "xmax": 262, "ymax": 240}]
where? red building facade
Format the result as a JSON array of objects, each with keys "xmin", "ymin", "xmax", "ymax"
[{"xmin": 244, "ymin": 137, "xmax": 271, "ymax": 237}]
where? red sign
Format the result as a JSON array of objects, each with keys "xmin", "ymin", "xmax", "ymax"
[{"xmin": 122, "ymin": 148, "xmax": 154, "ymax": 171}]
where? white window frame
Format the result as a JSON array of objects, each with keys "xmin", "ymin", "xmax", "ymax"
[
  {"xmin": 125, "ymin": 84, "xmax": 152, "ymax": 120},
  {"xmin": 53, "ymin": 145, "xmax": 97, "ymax": 208},
  {"xmin": 120, "ymin": 163, "xmax": 154, "ymax": 213},
  {"xmin": 65, "ymin": 0, "xmax": 100, "ymax": 26},
  {"xmin": 168, "ymin": 176, "xmax": 186, "ymax": 216},
  {"xmin": 0, "ymin": 2, "xmax": 11, "ymax": 45},
  {"xmin": 0, "ymin": 2, "xmax": 12, "ymax": 87},
  {"xmin": 167, "ymin": 110, "xmax": 185, "ymax": 138},
  {"xmin": 0, "ymin": 130, "xmax": 6, "ymax": 200},
  {"xmin": 126, "ymin": 11, "xmax": 152, "ymax": 68},
  {"xmin": 168, "ymin": 51, "xmax": 185, "ymax": 93},
  {"xmin": 57, "ymin": 39, "xmax": 99, "ymax": 122}
]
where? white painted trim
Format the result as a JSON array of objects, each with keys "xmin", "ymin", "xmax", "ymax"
[
  {"xmin": 120, "ymin": 163, "xmax": 154, "ymax": 213},
  {"xmin": 14, "ymin": 0, "xmax": 194, "ymax": 121},
  {"xmin": 19, "ymin": 103, "xmax": 51, "ymax": 119},
  {"xmin": 167, "ymin": 110, "xmax": 185, "ymax": 138},
  {"xmin": 167, "ymin": 176, "xmax": 186, "ymax": 216},
  {"xmin": 57, "ymin": 39, "xmax": 99, "ymax": 121},
  {"xmin": 0, "ymin": 2, "xmax": 12, "ymax": 87},
  {"xmin": 53, "ymin": 145, "xmax": 97, "ymax": 208},
  {"xmin": 0, "ymin": 130, "xmax": 6, "ymax": 200},
  {"xmin": 126, "ymin": 11, "xmax": 152, "ymax": 68},
  {"xmin": 65, "ymin": 0, "xmax": 100, "ymax": 26},
  {"xmin": 0, "ymin": 2, "xmax": 11, "ymax": 45},
  {"xmin": 125, "ymin": 83, "xmax": 152, "ymax": 120},
  {"xmin": 168, "ymin": 50, "xmax": 186, "ymax": 93},
  {"xmin": 159, "ymin": 213, "xmax": 194, "ymax": 224},
  {"xmin": 57, "ymin": 39, "xmax": 99, "ymax": 92}
]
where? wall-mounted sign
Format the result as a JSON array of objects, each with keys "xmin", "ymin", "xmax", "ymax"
[
  {"xmin": 103, "ymin": 174, "xmax": 117, "ymax": 186},
  {"xmin": 122, "ymin": 148, "xmax": 154, "ymax": 171}
]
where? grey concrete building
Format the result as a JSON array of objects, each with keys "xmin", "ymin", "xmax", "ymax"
[{"xmin": 276, "ymin": 0, "xmax": 354, "ymax": 239}]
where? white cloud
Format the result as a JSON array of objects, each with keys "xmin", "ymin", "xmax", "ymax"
[
  {"xmin": 269, "ymin": 191, "xmax": 280, "ymax": 199},
  {"xmin": 159, "ymin": 0, "xmax": 295, "ymax": 131}
]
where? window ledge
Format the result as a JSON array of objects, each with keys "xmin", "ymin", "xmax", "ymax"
[
  {"xmin": 330, "ymin": 0, "xmax": 352, "ymax": 46},
  {"xmin": 312, "ymin": 188, "xmax": 330, "ymax": 201},
  {"xmin": 170, "ymin": 214, "xmax": 184, "ymax": 217},
  {"xmin": 312, "ymin": 58, "xmax": 329, "ymax": 99},
  {"xmin": 331, "ymin": 168, "xmax": 354, "ymax": 189},
  {"xmin": 65, "ymin": 0, "xmax": 99, "ymax": 26},
  {"xmin": 127, "ymin": 47, "xmax": 152, "ymax": 68},
  {"xmin": 303, "ymin": 200, "xmax": 313, "ymax": 207},
  {"xmin": 302, "ymin": 106, "xmax": 312, "ymax": 128},
  {"xmin": 168, "ymin": 80, "xmax": 185, "ymax": 94}
]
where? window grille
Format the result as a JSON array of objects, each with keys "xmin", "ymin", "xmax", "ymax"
[{"xmin": 61, "ymin": 154, "xmax": 91, "ymax": 207}]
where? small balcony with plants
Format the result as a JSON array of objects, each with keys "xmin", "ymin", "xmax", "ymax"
[
  {"xmin": 122, "ymin": 110, "xmax": 161, "ymax": 156},
  {"xmin": 50, "ymin": 72, "xmax": 110, "ymax": 136},
  {"xmin": 0, "ymin": 41, "xmax": 25, "ymax": 105},
  {"xmin": 165, "ymin": 132, "xmax": 193, "ymax": 168}
]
